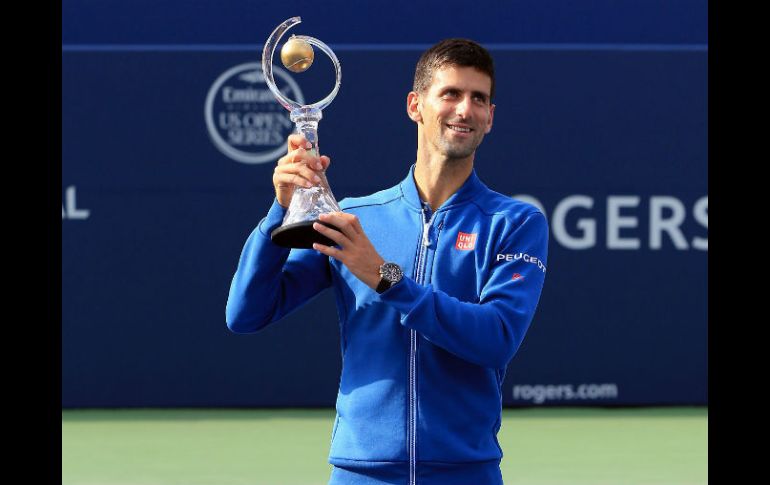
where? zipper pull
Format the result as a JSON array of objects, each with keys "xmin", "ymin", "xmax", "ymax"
[{"xmin": 423, "ymin": 222, "xmax": 431, "ymax": 246}]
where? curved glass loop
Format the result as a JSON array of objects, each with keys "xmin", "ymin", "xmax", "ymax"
[{"xmin": 262, "ymin": 16, "xmax": 342, "ymax": 112}]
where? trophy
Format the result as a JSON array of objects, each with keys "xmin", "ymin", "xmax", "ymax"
[{"xmin": 262, "ymin": 16, "xmax": 342, "ymax": 249}]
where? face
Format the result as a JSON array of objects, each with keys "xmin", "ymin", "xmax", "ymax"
[{"xmin": 408, "ymin": 65, "xmax": 495, "ymax": 161}]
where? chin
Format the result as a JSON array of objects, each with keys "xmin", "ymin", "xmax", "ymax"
[{"xmin": 441, "ymin": 144, "xmax": 478, "ymax": 160}]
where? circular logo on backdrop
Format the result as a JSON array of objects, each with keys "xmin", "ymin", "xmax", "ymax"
[{"xmin": 205, "ymin": 63, "xmax": 305, "ymax": 164}]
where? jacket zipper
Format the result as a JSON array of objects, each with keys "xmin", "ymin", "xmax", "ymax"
[{"xmin": 410, "ymin": 206, "xmax": 437, "ymax": 485}]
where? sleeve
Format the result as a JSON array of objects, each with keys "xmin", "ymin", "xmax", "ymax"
[
  {"xmin": 225, "ymin": 199, "xmax": 333, "ymax": 333},
  {"xmin": 378, "ymin": 211, "xmax": 549, "ymax": 369}
]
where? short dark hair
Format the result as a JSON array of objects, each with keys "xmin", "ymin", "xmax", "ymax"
[{"xmin": 413, "ymin": 38, "xmax": 495, "ymax": 100}]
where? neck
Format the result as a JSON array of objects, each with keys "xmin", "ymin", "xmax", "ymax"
[{"xmin": 413, "ymin": 153, "xmax": 473, "ymax": 211}]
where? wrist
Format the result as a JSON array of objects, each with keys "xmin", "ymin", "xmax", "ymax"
[
  {"xmin": 376, "ymin": 262, "xmax": 404, "ymax": 294},
  {"xmin": 367, "ymin": 259, "xmax": 385, "ymax": 289},
  {"xmin": 276, "ymin": 194, "xmax": 290, "ymax": 209}
]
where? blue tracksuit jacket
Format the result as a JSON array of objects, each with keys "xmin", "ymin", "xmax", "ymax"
[{"xmin": 226, "ymin": 165, "xmax": 548, "ymax": 484}]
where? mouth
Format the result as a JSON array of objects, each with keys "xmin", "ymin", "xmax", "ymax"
[{"xmin": 446, "ymin": 123, "xmax": 473, "ymax": 134}]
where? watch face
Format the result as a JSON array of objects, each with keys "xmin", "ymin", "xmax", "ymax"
[{"xmin": 381, "ymin": 262, "xmax": 403, "ymax": 282}]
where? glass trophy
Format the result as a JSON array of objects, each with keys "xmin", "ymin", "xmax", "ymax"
[{"xmin": 262, "ymin": 16, "xmax": 342, "ymax": 249}]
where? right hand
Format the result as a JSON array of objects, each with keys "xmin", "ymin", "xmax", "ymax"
[{"xmin": 273, "ymin": 134, "xmax": 331, "ymax": 208}]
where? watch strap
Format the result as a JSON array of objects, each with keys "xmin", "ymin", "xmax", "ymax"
[{"xmin": 376, "ymin": 277, "xmax": 393, "ymax": 294}]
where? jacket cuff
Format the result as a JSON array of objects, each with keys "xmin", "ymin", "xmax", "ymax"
[
  {"xmin": 378, "ymin": 276, "xmax": 430, "ymax": 319},
  {"xmin": 257, "ymin": 199, "xmax": 288, "ymax": 238}
]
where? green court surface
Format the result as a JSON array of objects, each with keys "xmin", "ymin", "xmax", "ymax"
[{"xmin": 62, "ymin": 407, "xmax": 707, "ymax": 485}]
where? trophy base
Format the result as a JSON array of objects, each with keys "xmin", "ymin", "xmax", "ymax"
[{"xmin": 270, "ymin": 220, "xmax": 340, "ymax": 249}]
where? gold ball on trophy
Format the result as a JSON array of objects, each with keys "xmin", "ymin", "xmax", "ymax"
[{"xmin": 280, "ymin": 36, "xmax": 314, "ymax": 73}]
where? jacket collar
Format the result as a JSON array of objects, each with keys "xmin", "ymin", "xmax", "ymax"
[{"xmin": 400, "ymin": 163, "xmax": 484, "ymax": 212}]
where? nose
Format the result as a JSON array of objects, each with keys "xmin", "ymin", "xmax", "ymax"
[{"xmin": 455, "ymin": 95, "xmax": 473, "ymax": 119}]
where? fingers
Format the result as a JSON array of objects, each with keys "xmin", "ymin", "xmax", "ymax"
[
  {"xmin": 347, "ymin": 212, "xmax": 363, "ymax": 232},
  {"xmin": 273, "ymin": 172, "xmax": 319, "ymax": 189},
  {"xmin": 318, "ymin": 212, "xmax": 361, "ymax": 240},
  {"xmin": 274, "ymin": 162, "xmax": 322, "ymax": 189},
  {"xmin": 287, "ymin": 133, "xmax": 311, "ymax": 151},
  {"xmin": 275, "ymin": 135, "xmax": 329, "ymax": 206},
  {"xmin": 278, "ymin": 146, "xmax": 322, "ymax": 168},
  {"xmin": 312, "ymin": 221, "xmax": 351, "ymax": 248},
  {"xmin": 274, "ymin": 135, "xmax": 331, "ymax": 201},
  {"xmin": 275, "ymin": 139, "xmax": 329, "ymax": 189},
  {"xmin": 312, "ymin": 242, "xmax": 343, "ymax": 261},
  {"xmin": 283, "ymin": 135, "xmax": 331, "ymax": 169}
]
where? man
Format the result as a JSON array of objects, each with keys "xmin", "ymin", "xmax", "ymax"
[{"xmin": 226, "ymin": 39, "xmax": 548, "ymax": 485}]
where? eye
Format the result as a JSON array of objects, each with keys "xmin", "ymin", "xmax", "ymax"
[{"xmin": 441, "ymin": 90, "xmax": 459, "ymax": 99}]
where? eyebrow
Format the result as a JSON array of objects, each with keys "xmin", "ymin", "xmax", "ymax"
[{"xmin": 440, "ymin": 86, "xmax": 490, "ymax": 101}]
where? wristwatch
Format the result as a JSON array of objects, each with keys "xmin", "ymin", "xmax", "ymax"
[{"xmin": 376, "ymin": 262, "xmax": 403, "ymax": 294}]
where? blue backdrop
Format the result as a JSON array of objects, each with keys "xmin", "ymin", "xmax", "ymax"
[{"xmin": 62, "ymin": 0, "xmax": 708, "ymax": 407}]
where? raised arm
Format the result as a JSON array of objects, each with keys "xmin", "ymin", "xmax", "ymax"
[{"xmin": 225, "ymin": 135, "xmax": 333, "ymax": 333}]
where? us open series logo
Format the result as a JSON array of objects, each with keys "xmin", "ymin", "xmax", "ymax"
[{"xmin": 205, "ymin": 63, "xmax": 305, "ymax": 164}]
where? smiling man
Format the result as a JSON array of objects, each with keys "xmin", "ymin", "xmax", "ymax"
[{"xmin": 227, "ymin": 39, "xmax": 549, "ymax": 485}]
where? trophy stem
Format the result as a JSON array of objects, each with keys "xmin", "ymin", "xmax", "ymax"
[
  {"xmin": 270, "ymin": 106, "xmax": 341, "ymax": 248},
  {"xmin": 290, "ymin": 107, "xmax": 337, "ymax": 197},
  {"xmin": 290, "ymin": 107, "xmax": 322, "ymax": 163}
]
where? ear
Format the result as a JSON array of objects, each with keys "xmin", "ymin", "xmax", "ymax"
[
  {"xmin": 484, "ymin": 103, "xmax": 495, "ymax": 134},
  {"xmin": 406, "ymin": 91, "xmax": 422, "ymax": 123}
]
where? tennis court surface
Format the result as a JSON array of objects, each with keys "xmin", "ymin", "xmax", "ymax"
[{"xmin": 62, "ymin": 407, "xmax": 707, "ymax": 485}]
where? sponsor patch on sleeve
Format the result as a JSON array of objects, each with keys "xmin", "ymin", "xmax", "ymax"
[{"xmin": 496, "ymin": 252, "xmax": 547, "ymax": 273}]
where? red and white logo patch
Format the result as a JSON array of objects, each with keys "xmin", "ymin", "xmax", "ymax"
[
  {"xmin": 455, "ymin": 232, "xmax": 477, "ymax": 251},
  {"xmin": 511, "ymin": 273, "xmax": 524, "ymax": 281}
]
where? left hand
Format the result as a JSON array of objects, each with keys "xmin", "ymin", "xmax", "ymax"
[{"xmin": 312, "ymin": 212, "xmax": 385, "ymax": 290}]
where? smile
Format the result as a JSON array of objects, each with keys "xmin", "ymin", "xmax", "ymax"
[{"xmin": 447, "ymin": 124, "xmax": 472, "ymax": 133}]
